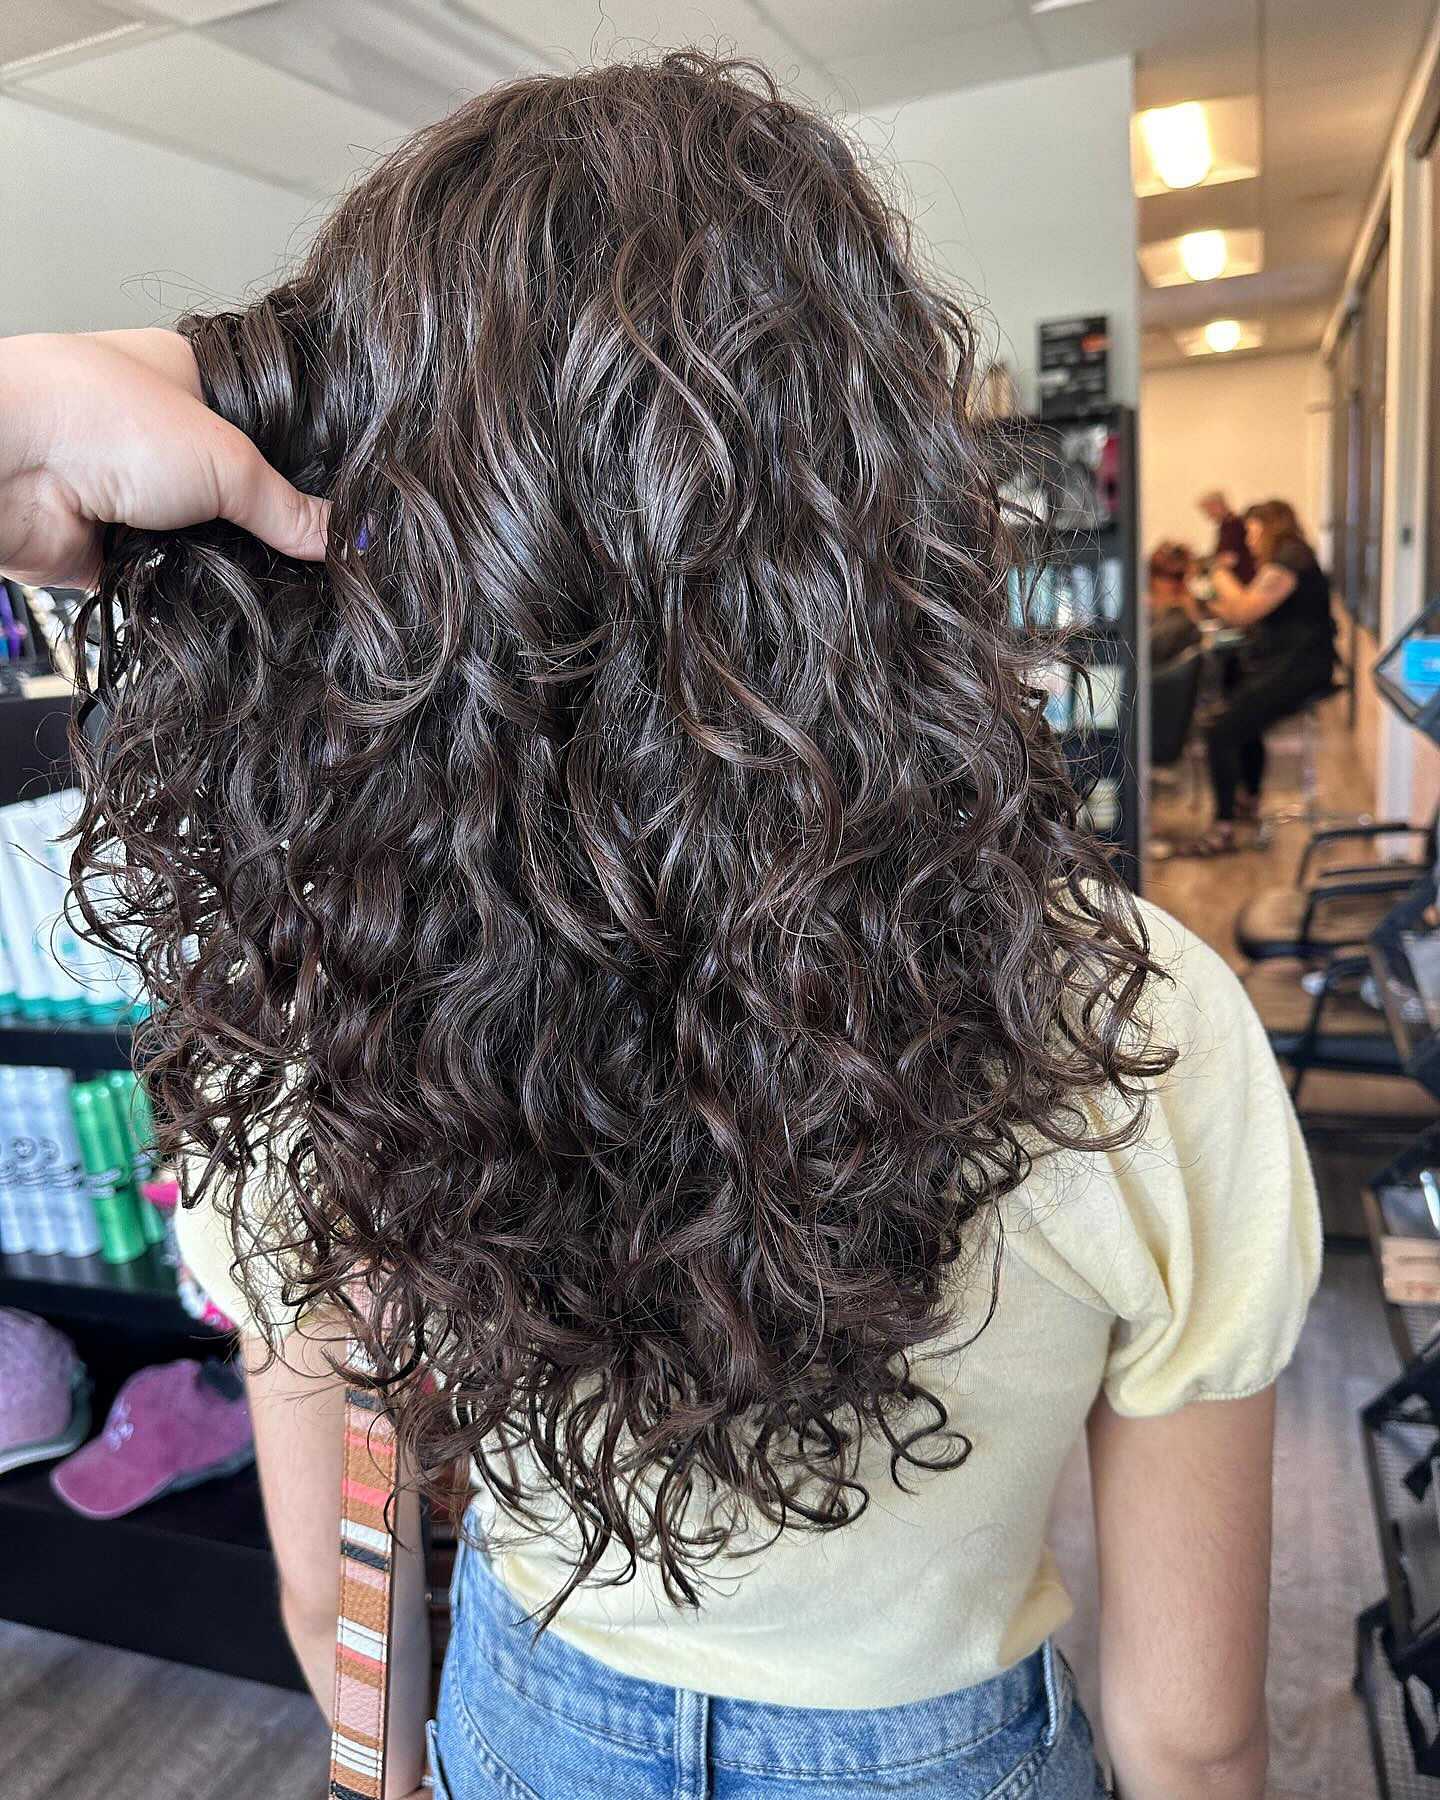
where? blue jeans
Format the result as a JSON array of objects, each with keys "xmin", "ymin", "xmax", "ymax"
[{"xmin": 428, "ymin": 1537, "xmax": 1110, "ymax": 1798}]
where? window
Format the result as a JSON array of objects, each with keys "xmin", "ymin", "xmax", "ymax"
[
  {"xmin": 1359, "ymin": 237, "xmax": 1389, "ymax": 634},
  {"xmin": 1329, "ymin": 232, "xmax": 1389, "ymax": 636},
  {"xmin": 1428, "ymin": 134, "xmax": 1440, "ymax": 607}
]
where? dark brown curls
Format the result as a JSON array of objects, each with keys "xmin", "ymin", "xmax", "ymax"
[{"xmin": 71, "ymin": 53, "xmax": 1172, "ymax": 1612}]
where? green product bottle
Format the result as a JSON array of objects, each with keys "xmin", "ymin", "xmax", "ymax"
[
  {"xmin": 70, "ymin": 1082, "xmax": 146, "ymax": 1263},
  {"xmin": 104, "ymin": 1070, "xmax": 166, "ymax": 1247}
]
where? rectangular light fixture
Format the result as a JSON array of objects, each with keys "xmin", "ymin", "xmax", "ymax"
[
  {"xmin": 1138, "ymin": 229, "xmax": 1263, "ymax": 288},
  {"xmin": 1131, "ymin": 97, "xmax": 1260, "ymax": 199},
  {"xmin": 1031, "ymin": 0, "xmax": 1097, "ymax": 13},
  {"xmin": 1139, "ymin": 104, "xmax": 1212, "ymax": 190},
  {"xmin": 1176, "ymin": 319, "xmax": 1265, "ymax": 357}
]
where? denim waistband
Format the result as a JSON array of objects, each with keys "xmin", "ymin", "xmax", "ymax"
[{"xmin": 451, "ymin": 1535, "xmax": 1053, "ymax": 1778}]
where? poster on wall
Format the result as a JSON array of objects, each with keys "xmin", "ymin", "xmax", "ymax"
[{"xmin": 1037, "ymin": 315, "xmax": 1110, "ymax": 421}]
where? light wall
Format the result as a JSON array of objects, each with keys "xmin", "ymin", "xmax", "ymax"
[
  {"xmin": 1140, "ymin": 352, "xmax": 1329, "ymax": 557},
  {"xmin": 848, "ymin": 58, "xmax": 1138, "ymax": 413},
  {"xmin": 0, "ymin": 96, "xmax": 320, "ymax": 334}
]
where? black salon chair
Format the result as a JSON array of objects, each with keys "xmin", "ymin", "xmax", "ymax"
[
  {"xmin": 1234, "ymin": 820, "xmax": 1435, "ymax": 964},
  {"xmin": 1149, "ymin": 644, "xmax": 1204, "ymax": 770},
  {"xmin": 1244, "ymin": 956, "xmax": 1399, "ymax": 1078}
]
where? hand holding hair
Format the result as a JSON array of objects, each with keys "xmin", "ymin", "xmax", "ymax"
[{"xmin": 0, "ymin": 328, "xmax": 330, "ymax": 590}]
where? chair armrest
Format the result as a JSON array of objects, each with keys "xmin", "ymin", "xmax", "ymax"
[
  {"xmin": 1307, "ymin": 870, "xmax": 1421, "ymax": 902},
  {"xmin": 1293, "ymin": 950, "xmax": 1370, "ymax": 1063},
  {"xmin": 1297, "ymin": 821, "xmax": 1428, "ymax": 883},
  {"xmin": 1304, "ymin": 860, "xmax": 1428, "ymax": 883},
  {"xmin": 1298, "ymin": 872, "xmax": 1421, "ymax": 946}
]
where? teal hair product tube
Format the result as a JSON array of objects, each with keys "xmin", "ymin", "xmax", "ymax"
[
  {"xmin": 0, "ymin": 834, "xmax": 55, "ymax": 1018},
  {"xmin": 4, "ymin": 797, "xmax": 92, "ymax": 1019}
]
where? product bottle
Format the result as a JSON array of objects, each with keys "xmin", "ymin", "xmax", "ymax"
[
  {"xmin": 69, "ymin": 1081, "xmax": 147, "ymax": 1263},
  {"xmin": 0, "ymin": 923, "xmax": 19, "ymax": 1014},
  {"xmin": 0, "ymin": 1066, "xmax": 31, "ymax": 1255},
  {"xmin": 27, "ymin": 792, "xmax": 136, "ymax": 1023},
  {"xmin": 0, "ymin": 1064, "xmax": 64, "ymax": 1254},
  {"xmin": 22, "ymin": 1067, "xmax": 101, "ymax": 1258},
  {"xmin": 4, "ymin": 798, "xmax": 95, "ymax": 1020},
  {"xmin": 105, "ymin": 1069, "xmax": 166, "ymax": 1248},
  {"xmin": 0, "ymin": 836, "xmax": 55, "ymax": 1019}
]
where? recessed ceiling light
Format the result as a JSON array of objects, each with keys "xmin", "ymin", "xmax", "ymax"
[
  {"xmin": 1180, "ymin": 230, "xmax": 1228, "ymax": 283},
  {"xmin": 1130, "ymin": 95, "xmax": 1260, "ymax": 198},
  {"xmin": 1176, "ymin": 320, "xmax": 1264, "ymax": 357},
  {"xmin": 1139, "ymin": 230, "xmax": 1262, "ymax": 288},
  {"xmin": 1203, "ymin": 319, "xmax": 1243, "ymax": 354},
  {"xmin": 1030, "ymin": 0, "xmax": 1096, "ymax": 13},
  {"xmin": 1137, "ymin": 103, "xmax": 1213, "ymax": 190}
]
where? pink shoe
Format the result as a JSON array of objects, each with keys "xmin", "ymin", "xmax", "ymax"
[
  {"xmin": 50, "ymin": 1359, "xmax": 253, "ymax": 1519},
  {"xmin": 0, "ymin": 1308, "xmax": 90, "ymax": 1474}
]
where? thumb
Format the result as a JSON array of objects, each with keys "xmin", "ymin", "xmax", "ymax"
[{"xmin": 211, "ymin": 420, "xmax": 331, "ymax": 562}]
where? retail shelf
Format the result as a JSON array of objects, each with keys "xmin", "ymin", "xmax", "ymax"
[
  {"xmin": 0, "ymin": 1284, "xmax": 297, "ymax": 1688},
  {"xmin": 0, "ymin": 1246, "xmax": 196, "ymax": 1333},
  {"xmin": 0, "ymin": 1457, "xmax": 302, "ymax": 1688},
  {"xmin": 0, "ymin": 1011, "xmax": 134, "ymax": 1075}
]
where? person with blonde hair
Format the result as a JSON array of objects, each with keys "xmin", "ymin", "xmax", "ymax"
[{"xmin": 1194, "ymin": 499, "xmax": 1336, "ymax": 853}]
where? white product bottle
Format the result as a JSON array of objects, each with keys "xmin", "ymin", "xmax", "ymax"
[
  {"xmin": 0, "ymin": 1064, "xmax": 62, "ymax": 1254},
  {"xmin": 0, "ymin": 1068, "xmax": 29, "ymax": 1254},
  {"xmin": 20, "ymin": 1067, "xmax": 99, "ymax": 1258},
  {"xmin": 0, "ymin": 800, "xmax": 92, "ymax": 1017},
  {"xmin": 25, "ymin": 792, "xmax": 134, "ymax": 1019},
  {"xmin": 0, "ymin": 837, "xmax": 54, "ymax": 1018}
]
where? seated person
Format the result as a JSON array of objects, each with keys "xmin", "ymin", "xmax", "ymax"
[
  {"xmin": 1198, "ymin": 489, "xmax": 1256, "ymax": 584},
  {"xmin": 1146, "ymin": 541, "xmax": 1201, "ymax": 664},
  {"xmin": 1192, "ymin": 500, "xmax": 1336, "ymax": 854}
]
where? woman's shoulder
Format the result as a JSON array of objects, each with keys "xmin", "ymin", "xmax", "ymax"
[{"xmin": 999, "ymin": 898, "xmax": 1321, "ymax": 1411}]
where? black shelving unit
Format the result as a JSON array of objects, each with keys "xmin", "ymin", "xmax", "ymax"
[
  {"xmin": 0, "ymin": 1244, "xmax": 188, "ymax": 1333},
  {"xmin": 0, "ymin": 1273, "xmax": 302, "ymax": 1689},
  {"xmin": 0, "ymin": 693, "xmax": 299, "ymax": 1688},
  {"xmin": 0, "ymin": 1013, "xmax": 135, "ymax": 1075},
  {"xmin": 985, "ymin": 405, "xmax": 1143, "ymax": 889}
]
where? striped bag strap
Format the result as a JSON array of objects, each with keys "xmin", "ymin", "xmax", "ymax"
[{"xmin": 329, "ymin": 1357, "xmax": 399, "ymax": 1800}]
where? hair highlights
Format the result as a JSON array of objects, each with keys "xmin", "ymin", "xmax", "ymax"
[{"xmin": 73, "ymin": 54, "xmax": 1170, "ymax": 1609}]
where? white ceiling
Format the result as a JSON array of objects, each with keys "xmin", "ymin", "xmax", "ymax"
[{"xmin": 3, "ymin": 0, "xmax": 1434, "ymax": 369}]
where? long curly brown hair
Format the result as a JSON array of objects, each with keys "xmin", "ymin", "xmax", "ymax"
[{"xmin": 73, "ymin": 53, "xmax": 1170, "ymax": 1610}]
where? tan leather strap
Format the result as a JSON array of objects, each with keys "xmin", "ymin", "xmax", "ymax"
[{"xmin": 329, "ymin": 1357, "xmax": 399, "ymax": 1800}]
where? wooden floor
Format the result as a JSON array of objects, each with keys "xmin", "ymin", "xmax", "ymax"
[
  {"xmin": 0, "ymin": 698, "xmax": 1412, "ymax": 1799},
  {"xmin": 1145, "ymin": 687, "xmax": 1377, "ymax": 969}
]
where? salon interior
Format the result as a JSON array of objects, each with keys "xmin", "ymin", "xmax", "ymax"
[{"xmin": 3, "ymin": 2, "xmax": 1440, "ymax": 1796}]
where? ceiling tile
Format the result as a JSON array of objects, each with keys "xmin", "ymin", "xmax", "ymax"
[
  {"xmin": 1263, "ymin": 206, "xmax": 1360, "ymax": 274},
  {"xmin": 449, "ymin": 0, "xmax": 829, "ymax": 91},
  {"xmin": 1031, "ymin": 0, "xmax": 1256, "ymax": 75},
  {"xmin": 131, "ymin": 0, "xmax": 276, "ymax": 19},
  {"xmin": 1142, "ymin": 299, "xmax": 1330, "ymax": 367},
  {"xmin": 1142, "ymin": 263, "xmax": 1340, "ymax": 327},
  {"xmin": 831, "ymin": 17, "xmax": 1042, "ymax": 110},
  {"xmin": 1138, "ymin": 180, "xmax": 1263, "ymax": 242},
  {"xmin": 0, "ymin": 0, "xmax": 146, "ymax": 73},
  {"xmin": 207, "ymin": 0, "xmax": 534, "ymax": 129},
  {"xmin": 1133, "ymin": 39, "xmax": 1260, "ymax": 111},
  {"xmin": 1264, "ymin": 73, "xmax": 1404, "ymax": 177},
  {"xmin": 1262, "ymin": 0, "xmax": 1432, "ymax": 92},
  {"xmin": 770, "ymin": 0, "xmax": 1013, "ymax": 65},
  {"xmin": 11, "ymin": 31, "xmax": 406, "ymax": 197}
]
